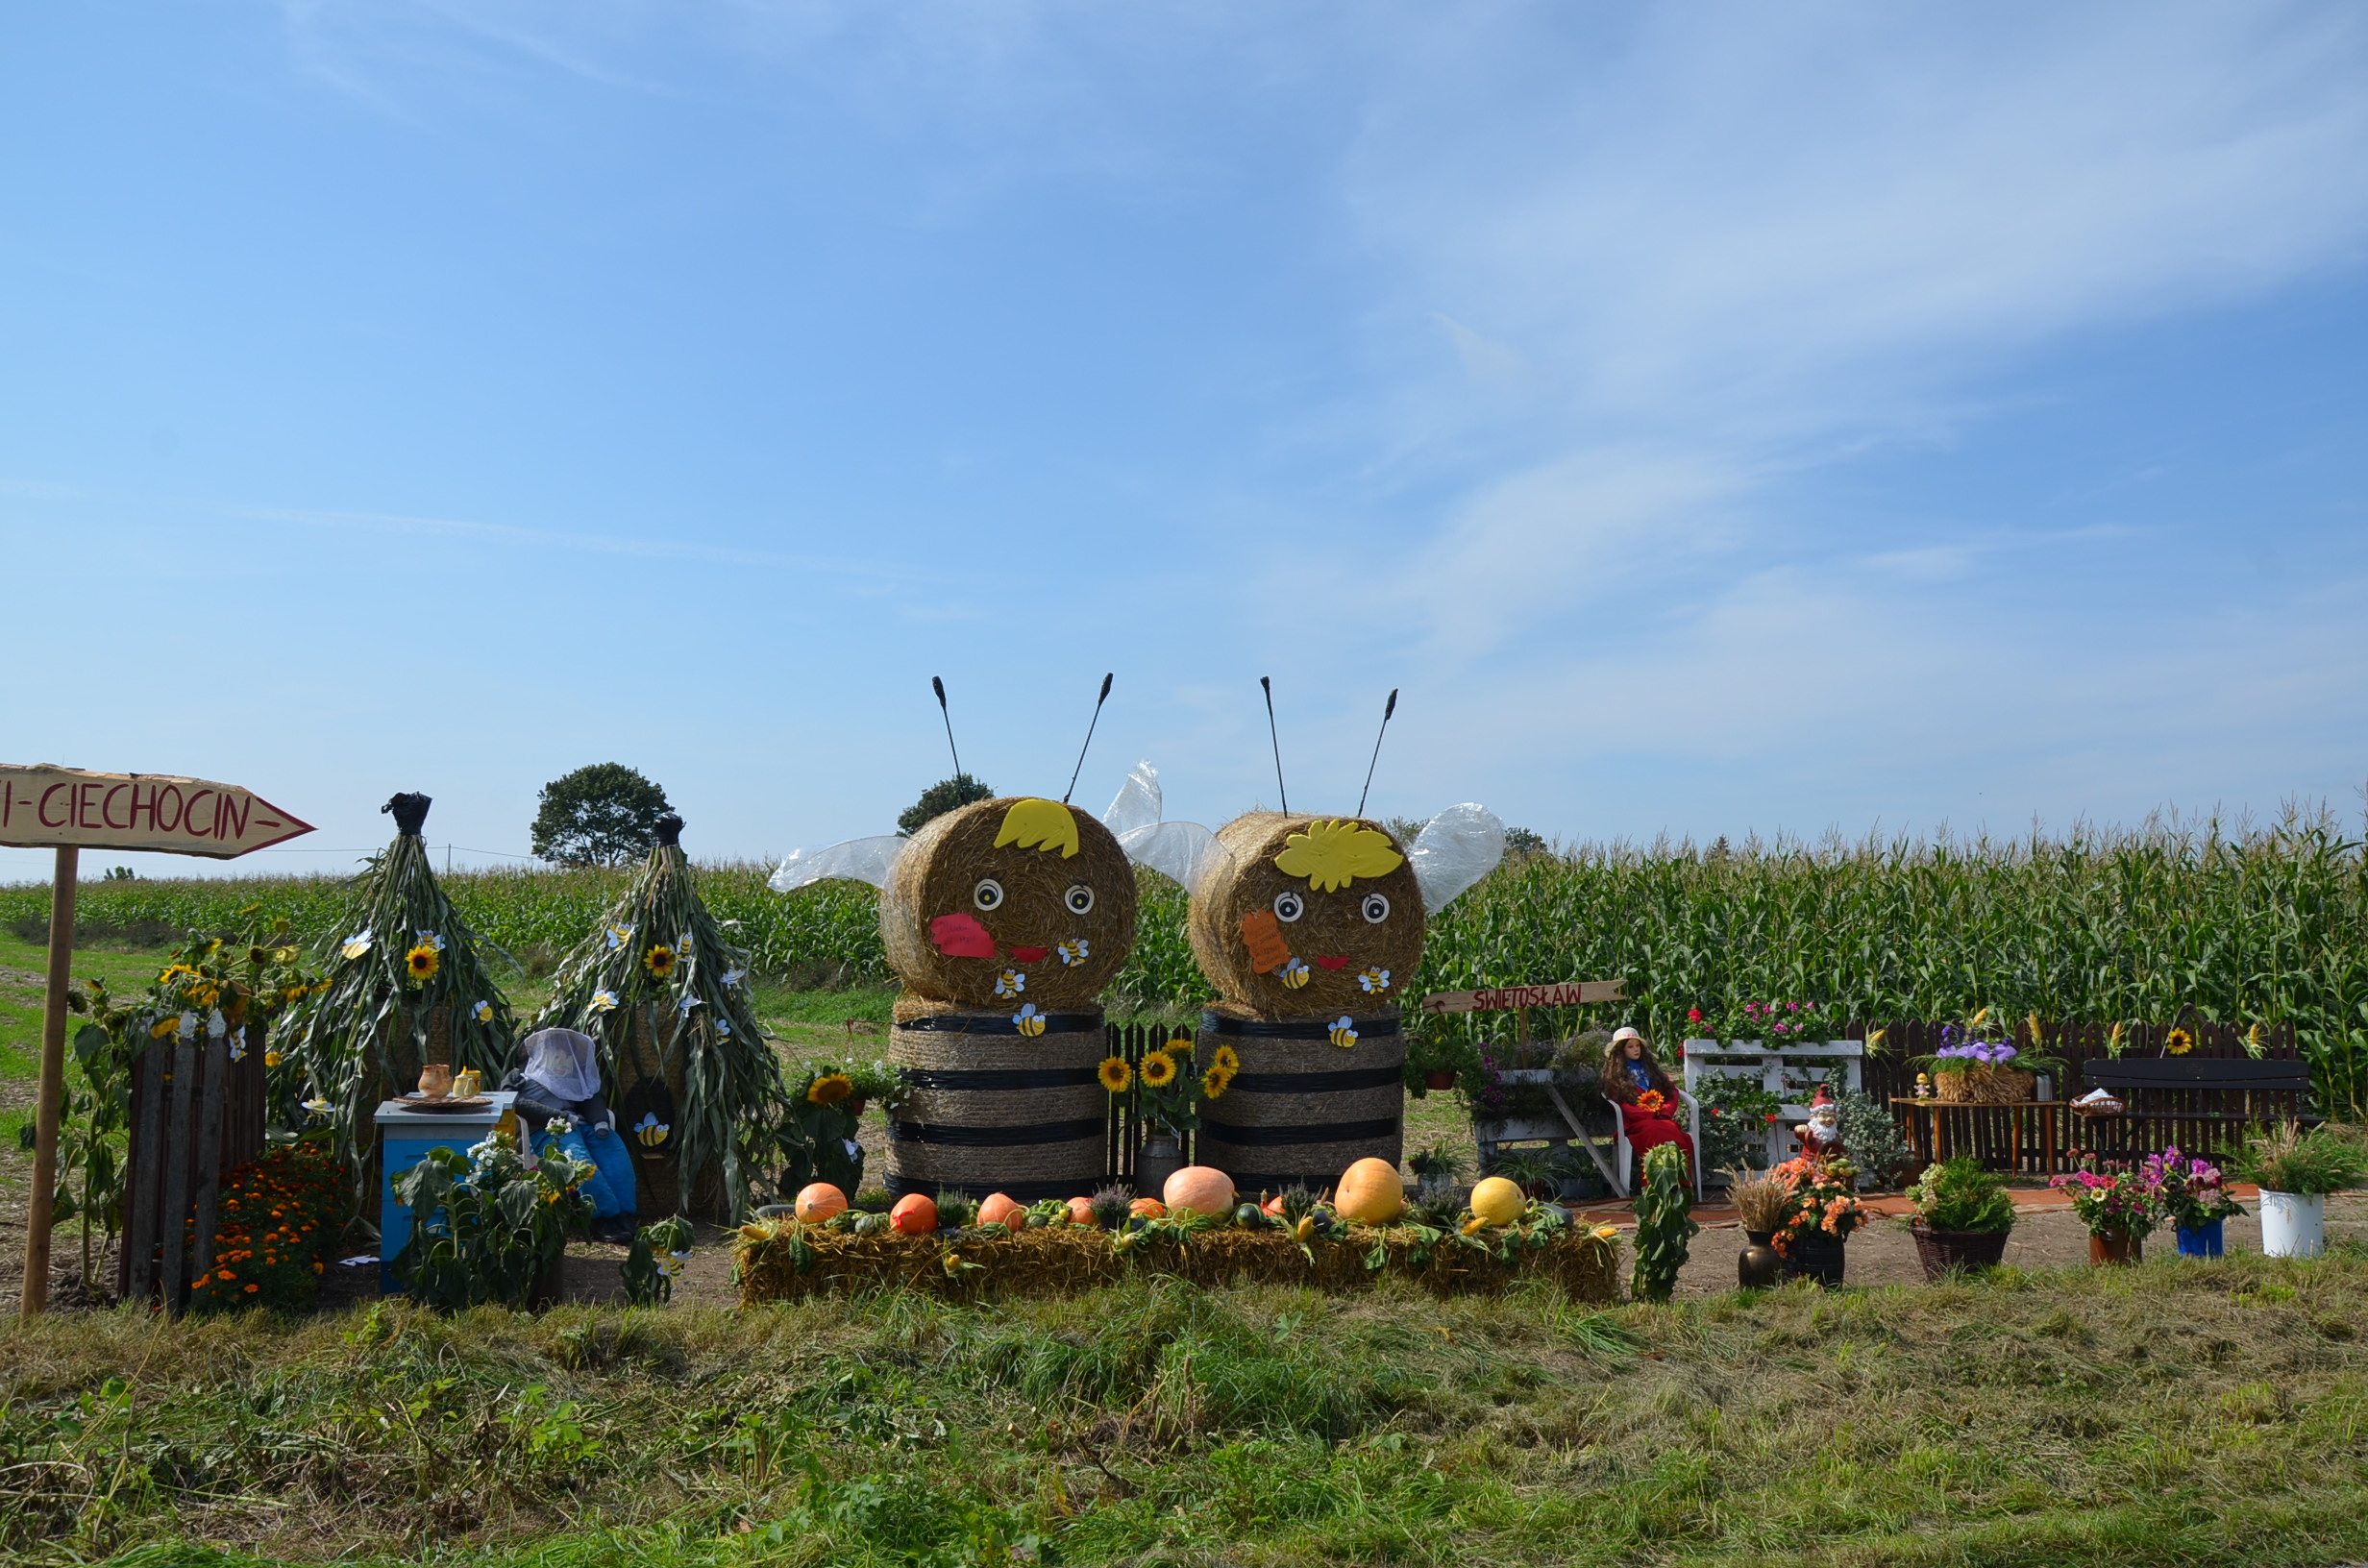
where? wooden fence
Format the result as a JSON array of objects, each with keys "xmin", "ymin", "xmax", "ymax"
[
  {"xmin": 1104, "ymin": 1020, "xmax": 1196, "ymax": 1184},
  {"xmin": 1857, "ymin": 1019, "xmax": 2300, "ymax": 1176},
  {"xmin": 114, "ymin": 1026, "xmax": 266, "ymax": 1312}
]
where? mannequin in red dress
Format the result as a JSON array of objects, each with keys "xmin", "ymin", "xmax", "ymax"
[{"xmin": 1600, "ymin": 1026, "xmax": 1696, "ymax": 1169}]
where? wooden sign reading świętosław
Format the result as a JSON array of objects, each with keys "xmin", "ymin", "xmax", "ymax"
[{"xmin": 0, "ymin": 764, "xmax": 314, "ymax": 858}]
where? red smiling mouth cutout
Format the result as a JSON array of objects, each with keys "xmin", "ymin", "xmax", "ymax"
[
  {"xmin": 1314, "ymin": 956, "xmax": 1353, "ymax": 970},
  {"xmin": 1009, "ymin": 946, "xmax": 1050, "ymax": 964}
]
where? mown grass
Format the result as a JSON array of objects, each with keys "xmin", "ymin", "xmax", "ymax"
[{"xmin": 3, "ymin": 1249, "xmax": 2365, "ymax": 1567}]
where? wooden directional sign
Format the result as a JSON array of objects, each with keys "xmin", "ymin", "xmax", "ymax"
[
  {"xmin": 1418, "ymin": 978, "xmax": 1626, "ymax": 1015},
  {"xmin": 0, "ymin": 764, "xmax": 313, "ymax": 858}
]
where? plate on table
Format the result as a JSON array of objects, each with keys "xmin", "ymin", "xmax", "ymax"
[{"xmin": 396, "ymin": 1093, "xmax": 494, "ymax": 1114}]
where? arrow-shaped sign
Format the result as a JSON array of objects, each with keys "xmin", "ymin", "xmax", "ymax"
[{"xmin": 0, "ymin": 764, "xmax": 314, "ymax": 859}]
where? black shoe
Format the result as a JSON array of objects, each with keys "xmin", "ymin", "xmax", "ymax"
[{"xmin": 592, "ymin": 1216, "xmax": 639, "ymax": 1245}]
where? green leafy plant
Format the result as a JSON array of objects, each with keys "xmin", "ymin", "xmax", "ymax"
[
  {"xmin": 897, "ymin": 773, "xmax": 994, "ymax": 837},
  {"xmin": 2235, "ymin": 1121, "xmax": 2368, "ymax": 1196},
  {"xmin": 392, "ymin": 1130, "xmax": 594, "ymax": 1311},
  {"xmin": 1629, "ymin": 1142, "xmax": 1696, "ymax": 1303},
  {"xmin": 1905, "ymin": 1157, "xmax": 2016, "ymax": 1234},
  {"xmin": 621, "ymin": 1214, "xmax": 694, "ymax": 1307},
  {"xmin": 1833, "ymin": 1086, "xmax": 1917, "ymax": 1188},
  {"xmin": 1692, "ymin": 1071, "xmax": 1783, "ymax": 1175},
  {"xmin": 531, "ymin": 763, "xmax": 676, "ymax": 869}
]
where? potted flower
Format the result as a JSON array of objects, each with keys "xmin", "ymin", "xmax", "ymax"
[
  {"xmin": 2142, "ymin": 1146, "xmax": 2246, "ymax": 1259},
  {"xmin": 2233, "ymin": 1122, "xmax": 2368, "ymax": 1259},
  {"xmin": 1902, "ymin": 1157, "xmax": 2015, "ymax": 1279},
  {"xmin": 1910, "ymin": 1011, "xmax": 2067, "ymax": 1105},
  {"xmin": 1766, "ymin": 1154, "xmax": 1863, "ymax": 1286},
  {"xmin": 2049, "ymin": 1164, "xmax": 2158, "ymax": 1263}
]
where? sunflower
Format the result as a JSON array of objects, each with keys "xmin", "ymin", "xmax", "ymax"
[
  {"xmin": 1200, "ymin": 1066, "xmax": 1231, "ymax": 1099},
  {"xmin": 2163, "ymin": 1026, "xmax": 2195, "ymax": 1057},
  {"xmin": 1139, "ymin": 1050, "xmax": 1179, "ymax": 1089},
  {"xmin": 644, "ymin": 943, "xmax": 678, "ymax": 980},
  {"xmin": 1212, "ymin": 1044, "xmax": 1241, "ymax": 1074},
  {"xmin": 1637, "ymin": 1088, "xmax": 1667, "ymax": 1113},
  {"xmin": 1098, "ymin": 1055, "xmax": 1133, "ymax": 1093},
  {"xmin": 404, "ymin": 943, "xmax": 440, "ymax": 986},
  {"xmin": 807, "ymin": 1072, "xmax": 854, "ymax": 1106}
]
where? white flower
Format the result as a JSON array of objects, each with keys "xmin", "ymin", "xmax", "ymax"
[
  {"xmin": 589, "ymin": 990, "xmax": 620, "ymax": 1014},
  {"xmin": 474, "ymin": 1000, "xmax": 495, "ymax": 1023},
  {"xmin": 340, "ymin": 930, "xmax": 373, "ymax": 960}
]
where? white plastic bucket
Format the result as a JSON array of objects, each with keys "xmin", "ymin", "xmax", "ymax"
[{"xmin": 2258, "ymin": 1190, "xmax": 2326, "ymax": 1259}]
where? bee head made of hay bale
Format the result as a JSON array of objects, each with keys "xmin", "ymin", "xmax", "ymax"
[
  {"xmin": 1185, "ymin": 813, "xmax": 1426, "ymax": 1018},
  {"xmin": 880, "ymin": 796, "xmax": 1138, "ymax": 1010}
]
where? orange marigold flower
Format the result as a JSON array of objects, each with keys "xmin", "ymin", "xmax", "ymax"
[{"xmin": 245, "ymin": 1284, "xmax": 259, "ymax": 1293}]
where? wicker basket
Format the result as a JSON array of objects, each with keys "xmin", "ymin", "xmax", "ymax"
[{"xmin": 1931, "ymin": 1066, "xmax": 2035, "ymax": 1104}]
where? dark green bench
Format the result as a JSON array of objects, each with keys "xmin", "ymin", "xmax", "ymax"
[{"xmin": 2076, "ymin": 1057, "xmax": 2316, "ymax": 1161}]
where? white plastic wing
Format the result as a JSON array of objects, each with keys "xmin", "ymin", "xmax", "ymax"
[
  {"xmin": 1407, "ymin": 803, "xmax": 1506, "ymax": 914},
  {"xmin": 1103, "ymin": 761, "xmax": 1224, "ymax": 891},
  {"xmin": 769, "ymin": 835, "xmax": 907, "ymax": 893}
]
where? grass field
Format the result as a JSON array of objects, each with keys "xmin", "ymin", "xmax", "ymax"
[{"xmin": 4, "ymin": 1251, "xmax": 2366, "ymax": 1566}]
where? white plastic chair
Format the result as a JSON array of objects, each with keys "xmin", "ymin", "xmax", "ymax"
[{"xmin": 1605, "ymin": 1089, "xmax": 1704, "ymax": 1203}]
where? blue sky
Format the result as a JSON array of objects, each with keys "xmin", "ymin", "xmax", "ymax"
[{"xmin": 4, "ymin": 3, "xmax": 2365, "ymax": 882}]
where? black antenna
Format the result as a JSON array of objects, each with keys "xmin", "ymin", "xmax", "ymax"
[
  {"xmin": 1063, "ymin": 673, "xmax": 1114, "ymax": 803},
  {"xmin": 1355, "ymin": 688, "xmax": 1398, "ymax": 818},
  {"xmin": 1260, "ymin": 675, "xmax": 1288, "ymax": 813},
  {"xmin": 931, "ymin": 675, "xmax": 965, "ymax": 783}
]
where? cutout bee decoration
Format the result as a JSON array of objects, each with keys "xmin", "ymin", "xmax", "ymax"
[
  {"xmin": 771, "ymin": 676, "xmax": 1139, "ymax": 1200},
  {"xmin": 1103, "ymin": 691, "xmax": 1504, "ymax": 1193}
]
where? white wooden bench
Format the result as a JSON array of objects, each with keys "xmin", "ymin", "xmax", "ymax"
[{"xmin": 1681, "ymin": 1040, "xmax": 1865, "ymax": 1169}]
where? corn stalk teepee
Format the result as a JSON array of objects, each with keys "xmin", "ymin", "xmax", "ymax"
[
  {"xmin": 281, "ymin": 793, "xmax": 519, "ymax": 1204},
  {"xmin": 532, "ymin": 815, "xmax": 797, "ymax": 1220}
]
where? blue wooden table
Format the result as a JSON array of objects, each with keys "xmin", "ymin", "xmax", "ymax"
[{"xmin": 376, "ymin": 1092, "xmax": 517, "ymax": 1292}]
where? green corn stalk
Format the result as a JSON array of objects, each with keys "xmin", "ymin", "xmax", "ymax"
[{"xmin": 1630, "ymin": 1141, "xmax": 1697, "ymax": 1303}]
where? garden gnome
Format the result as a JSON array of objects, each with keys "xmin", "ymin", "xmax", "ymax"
[{"xmin": 1793, "ymin": 1085, "xmax": 1844, "ymax": 1162}]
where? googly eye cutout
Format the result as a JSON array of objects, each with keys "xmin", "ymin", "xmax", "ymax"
[
  {"xmin": 1064, "ymin": 884, "xmax": 1096, "ymax": 916},
  {"xmin": 973, "ymin": 879, "xmax": 1004, "ymax": 912},
  {"xmin": 1272, "ymin": 890, "xmax": 1305, "ymax": 923},
  {"xmin": 1361, "ymin": 892, "xmax": 1391, "ymax": 924}
]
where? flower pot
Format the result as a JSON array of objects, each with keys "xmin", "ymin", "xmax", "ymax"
[
  {"xmin": 1423, "ymin": 1069, "xmax": 1456, "ymax": 1090},
  {"xmin": 1738, "ymin": 1230, "xmax": 1784, "ymax": 1288},
  {"xmin": 2175, "ymin": 1218, "xmax": 2225, "ymax": 1259},
  {"xmin": 2258, "ymin": 1190, "xmax": 2326, "ymax": 1259},
  {"xmin": 1782, "ymin": 1232, "xmax": 1846, "ymax": 1286},
  {"xmin": 1135, "ymin": 1134, "xmax": 1184, "ymax": 1197},
  {"xmin": 1910, "ymin": 1221, "xmax": 2010, "ymax": 1281},
  {"xmin": 2087, "ymin": 1229, "xmax": 2142, "ymax": 1266},
  {"xmin": 847, "ymin": 1097, "xmax": 868, "ymax": 1117}
]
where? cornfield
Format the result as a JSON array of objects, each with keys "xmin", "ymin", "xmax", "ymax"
[{"xmin": 10, "ymin": 807, "xmax": 2365, "ymax": 1113}]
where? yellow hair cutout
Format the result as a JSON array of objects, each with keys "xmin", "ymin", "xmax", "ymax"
[
  {"xmin": 1271, "ymin": 819, "xmax": 1404, "ymax": 893},
  {"xmin": 994, "ymin": 798, "xmax": 1081, "ymax": 859}
]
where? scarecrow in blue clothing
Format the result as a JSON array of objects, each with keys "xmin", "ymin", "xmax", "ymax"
[{"xmin": 504, "ymin": 1027, "xmax": 640, "ymax": 1243}]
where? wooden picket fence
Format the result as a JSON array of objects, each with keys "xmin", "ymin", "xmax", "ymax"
[
  {"xmin": 1104, "ymin": 1020, "xmax": 1196, "ymax": 1183},
  {"xmin": 114, "ymin": 1027, "xmax": 266, "ymax": 1312}
]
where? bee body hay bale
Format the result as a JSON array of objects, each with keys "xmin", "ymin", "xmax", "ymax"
[
  {"xmin": 1195, "ymin": 1009, "xmax": 1406, "ymax": 1192},
  {"xmin": 886, "ymin": 1008, "xmax": 1110, "ymax": 1200}
]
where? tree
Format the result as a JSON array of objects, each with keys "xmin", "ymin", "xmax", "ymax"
[
  {"xmin": 531, "ymin": 764, "xmax": 675, "ymax": 867},
  {"xmin": 898, "ymin": 773, "xmax": 994, "ymax": 837}
]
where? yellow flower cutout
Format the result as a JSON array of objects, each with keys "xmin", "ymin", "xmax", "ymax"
[
  {"xmin": 1271, "ymin": 819, "xmax": 1405, "ymax": 893},
  {"xmin": 2163, "ymin": 1026, "xmax": 2195, "ymax": 1057},
  {"xmin": 263, "ymin": 1048, "xmax": 283, "ymax": 1068},
  {"xmin": 1212, "ymin": 1044, "xmax": 1241, "ymax": 1074},
  {"xmin": 1097, "ymin": 1055, "xmax": 1133, "ymax": 1093},
  {"xmin": 644, "ymin": 943, "xmax": 678, "ymax": 980},
  {"xmin": 1199, "ymin": 1066, "xmax": 1231, "ymax": 1099},
  {"xmin": 807, "ymin": 1072, "xmax": 854, "ymax": 1106},
  {"xmin": 1139, "ymin": 1050, "xmax": 1178, "ymax": 1089},
  {"xmin": 404, "ymin": 943, "xmax": 440, "ymax": 986},
  {"xmin": 994, "ymin": 797, "xmax": 1081, "ymax": 859}
]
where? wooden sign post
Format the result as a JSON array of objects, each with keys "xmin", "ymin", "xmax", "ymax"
[
  {"xmin": 0, "ymin": 764, "xmax": 312, "ymax": 1315},
  {"xmin": 1418, "ymin": 979, "xmax": 1627, "ymax": 1068}
]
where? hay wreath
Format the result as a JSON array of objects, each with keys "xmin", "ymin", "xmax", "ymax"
[
  {"xmin": 281, "ymin": 793, "xmax": 518, "ymax": 1200},
  {"xmin": 533, "ymin": 815, "xmax": 794, "ymax": 1219},
  {"xmin": 734, "ymin": 1205, "xmax": 1620, "ymax": 1306}
]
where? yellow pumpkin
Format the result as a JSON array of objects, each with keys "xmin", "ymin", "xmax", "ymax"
[
  {"xmin": 1163, "ymin": 1165, "xmax": 1236, "ymax": 1217},
  {"xmin": 1334, "ymin": 1158, "xmax": 1404, "ymax": 1225},
  {"xmin": 977, "ymin": 1192, "xmax": 1024, "ymax": 1229},
  {"xmin": 795, "ymin": 1183, "xmax": 849, "ymax": 1224},
  {"xmin": 1468, "ymin": 1176, "xmax": 1524, "ymax": 1228}
]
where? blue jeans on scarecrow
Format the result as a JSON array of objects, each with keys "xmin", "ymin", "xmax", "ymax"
[{"xmin": 540, "ymin": 1122, "xmax": 638, "ymax": 1219}]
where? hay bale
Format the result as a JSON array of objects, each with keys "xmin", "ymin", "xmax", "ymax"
[
  {"xmin": 884, "ymin": 1012, "xmax": 1110, "ymax": 1201},
  {"xmin": 1185, "ymin": 813, "xmax": 1425, "ymax": 1020},
  {"xmin": 1193, "ymin": 1017, "xmax": 1406, "ymax": 1192},
  {"xmin": 882, "ymin": 797, "xmax": 1138, "ymax": 1011}
]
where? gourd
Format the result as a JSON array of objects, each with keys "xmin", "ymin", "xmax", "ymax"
[
  {"xmin": 1163, "ymin": 1165, "xmax": 1236, "ymax": 1217},
  {"xmin": 977, "ymin": 1192, "xmax": 1024, "ymax": 1229},
  {"xmin": 1334, "ymin": 1157, "xmax": 1404, "ymax": 1224},
  {"xmin": 890, "ymin": 1193, "xmax": 939, "ymax": 1236},
  {"xmin": 1468, "ymin": 1176, "xmax": 1524, "ymax": 1228},
  {"xmin": 795, "ymin": 1183, "xmax": 849, "ymax": 1224}
]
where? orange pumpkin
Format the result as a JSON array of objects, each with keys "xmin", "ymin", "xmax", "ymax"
[
  {"xmin": 1334, "ymin": 1158, "xmax": 1404, "ymax": 1225},
  {"xmin": 1129, "ymin": 1197, "xmax": 1167, "ymax": 1219},
  {"xmin": 977, "ymin": 1192, "xmax": 1024, "ymax": 1229},
  {"xmin": 1163, "ymin": 1165, "xmax": 1236, "ymax": 1217},
  {"xmin": 795, "ymin": 1183, "xmax": 849, "ymax": 1224},
  {"xmin": 890, "ymin": 1193, "xmax": 939, "ymax": 1236},
  {"xmin": 1066, "ymin": 1195, "xmax": 1096, "ymax": 1225}
]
